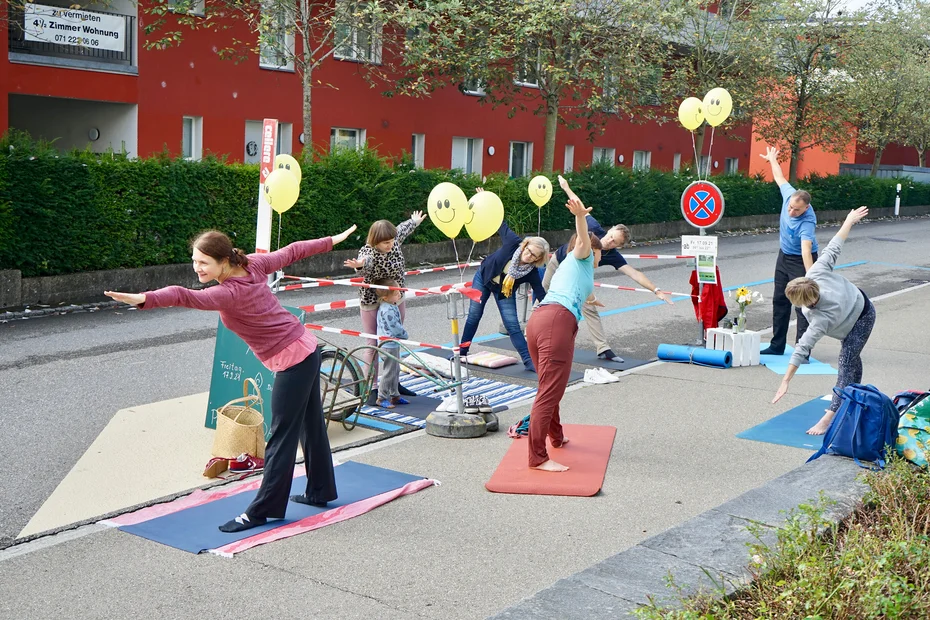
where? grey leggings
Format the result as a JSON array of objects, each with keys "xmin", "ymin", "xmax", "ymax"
[{"xmin": 829, "ymin": 294, "xmax": 876, "ymax": 412}]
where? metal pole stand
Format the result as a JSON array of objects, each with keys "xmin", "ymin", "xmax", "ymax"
[
  {"xmin": 425, "ymin": 293, "xmax": 489, "ymax": 438},
  {"xmin": 692, "ymin": 229, "xmax": 706, "ymax": 346}
]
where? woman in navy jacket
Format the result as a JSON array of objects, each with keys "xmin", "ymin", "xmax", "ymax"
[{"xmin": 459, "ymin": 213, "xmax": 549, "ymax": 372}]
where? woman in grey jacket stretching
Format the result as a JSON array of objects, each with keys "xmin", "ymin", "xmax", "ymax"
[{"xmin": 771, "ymin": 206, "xmax": 873, "ymax": 435}]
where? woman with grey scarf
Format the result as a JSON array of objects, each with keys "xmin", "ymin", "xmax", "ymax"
[{"xmin": 459, "ymin": 192, "xmax": 550, "ymax": 372}]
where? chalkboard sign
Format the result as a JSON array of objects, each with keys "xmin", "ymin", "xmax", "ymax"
[{"xmin": 204, "ymin": 306, "xmax": 306, "ymax": 440}]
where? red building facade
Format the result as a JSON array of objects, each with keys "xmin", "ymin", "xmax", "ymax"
[{"xmin": 4, "ymin": 1, "xmax": 758, "ymax": 176}]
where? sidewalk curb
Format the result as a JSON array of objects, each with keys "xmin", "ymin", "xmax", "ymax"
[{"xmin": 489, "ymin": 456, "xmax": 868, "ymax": 619}]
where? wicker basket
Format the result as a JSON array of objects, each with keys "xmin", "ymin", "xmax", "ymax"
[{"xmin": 211, "ymin": 378, "xmax": 266, "ymax": 459}]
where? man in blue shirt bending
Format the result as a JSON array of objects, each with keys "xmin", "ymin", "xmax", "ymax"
[{"xmin": 759, "ymin": 146, "xmax": 819, "ymax": 358}]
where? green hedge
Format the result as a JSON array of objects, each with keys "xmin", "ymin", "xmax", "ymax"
[{"xmin": 1, "ymin": 131, "xmax": 927, "ymax": 277}]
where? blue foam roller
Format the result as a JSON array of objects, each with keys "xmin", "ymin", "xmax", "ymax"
[{"xmin": 657, "ymin": 344, "xmax": 732, "ymax": 369}]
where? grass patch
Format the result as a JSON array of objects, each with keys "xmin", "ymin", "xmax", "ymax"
[{"xmin": 637, "ymin": 457, "xmax": 930, "ymax": 619}]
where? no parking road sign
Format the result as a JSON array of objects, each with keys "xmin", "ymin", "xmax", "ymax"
[{"xmin": 681, "ymin": 181, "xmax": 725, "ymax": 229}]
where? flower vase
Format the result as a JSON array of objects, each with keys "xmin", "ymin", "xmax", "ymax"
[{"xmin": 735, "ymin": 309, "xmax": 747, "ymax": 333}]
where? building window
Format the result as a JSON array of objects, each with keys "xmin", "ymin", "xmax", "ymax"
[
  {"xmin": 411, "ymin": 133, "xmax": 425, "ymax": 168},
  {"xmin": 334, "ymin": 0, "xmax": 383, "ymax": 64},
  {"xmin": 168, "ymin": 0, "xmax": 205, "ymax": 15},
  {"xmin": 601, "ymin": 69, "xmax": 619, "ymax": 114},
  {"xmin": 461, "ymin": 75, "xmax": 485, "ymax": 97},
  {"xmin": 451, "ymin": 137, "xmax": 482, "ymax": 175},
  {"xmin": 514, "ymin": 45, "xmax": 540, "ymax": 88},
  {"xmin": 636, "ymin": 67, "xmax": 662, "ymax": 107},
  {"xmin": 633, "ymin": 150, "xmax": 651, "ymax": 172},
  {"xmin": 673, "ymin": 153, "xmax": 682, "ymax": 173},
  {"xmin": 564, "ymin": 145, "xmax": 575, "ymax": 173},
  {"xmin": 331, "ymin": 127, "xmax": 366, "ymax": 152},
  {"xmin": 276, "ymin": 123, "xmax": 293, "ymax": 154},
  {"xmin": 259, "ymin": 1, "xmax": 295, "ymax": 70},
  {"xmin": 182, "ymin": 116, "xmax": 202, "ymax": 161},
  {"xmin": 725, "ymin": 157, "xmax": 739, "ymax": 174},
  {"xmin": 509, "ymin": 141, "xmax": 532, "ymax": 178},
  {"xmin": 593, "ymin": 147, "xmax": 615, "ymax": 165}
]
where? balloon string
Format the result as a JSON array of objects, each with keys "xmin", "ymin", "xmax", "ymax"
[
  {"xmin": 691, "ymin": 132, "xmax": 700, "ymax": 180},
  {"xmin": 277, "ymin": 212, "xmax": 282, "ymax": 250},
  {"xmin": 462, "ymin": 241, "xmax": 477, "ymax": 283},
  {"xmin": 537, "ymin": 209, "xmax": 541, "ymax": 237},
  {"xmin": 706, "ymin": 126, "xmax": 716, "ymax": 178},
  {"xmin": 451, "ymin": 238, "xmax": 463, "ymax": 282}
]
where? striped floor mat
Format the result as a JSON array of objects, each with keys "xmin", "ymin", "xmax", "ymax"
[{"xmin": 361, "ymin": 373, "xmax": 537, "ymax": 425}]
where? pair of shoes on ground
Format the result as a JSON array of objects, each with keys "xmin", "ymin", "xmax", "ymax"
[
  {"xmin": 377, "ymin": 396, "xmax": 410, "ymax": 409},
  {"xmin": 203, "ymin": 453, "xmax": 264, "ymax": 478},
  {"xmin": 435, "ymin": 395, "xmax": 491, "ymax": 413},
  {"xmin": 464, "ymin": 394, "xmax": 493, "ymax": 414},
  {"xmin": 584, "ymin": 368, "xmax": 619, "ymax": 384},
  {"xmin": 598, "ymin": 349, "xmax": 625, "ymax": 363}
]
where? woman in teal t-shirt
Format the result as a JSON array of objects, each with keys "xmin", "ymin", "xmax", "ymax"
[{"xmin": 524, "ymin": 177, "xmax": 601, "ymax": 472}]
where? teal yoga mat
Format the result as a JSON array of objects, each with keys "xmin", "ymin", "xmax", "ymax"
[
  {"xmin": 760, "ymin": 344, "xmax": 837, "ymax": 376},
  {"xmin": 657, "ymin": 344, "xmax": 732, "ymax": 368},
  {"xmin": 736, "ymin": 396, "xmax": 832, "ymax": 450}
]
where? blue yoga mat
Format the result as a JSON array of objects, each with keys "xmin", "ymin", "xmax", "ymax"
[
  {"xmin": 760, "ymin": 344, "xmax": 837, "ymax": 376},
  {"xmin": 120, "ymin": 461, "xmax": 424, "ymax": 553},
  {"xmin": 657, "ymin": 344, "xmax": 732, "ymax": 368},
  {"xmin": 736, "ymin": 396, "xmax": 832, "ymax": 450}
]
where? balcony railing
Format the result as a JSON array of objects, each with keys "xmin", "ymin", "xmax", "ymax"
[{"xmin": 8, "ymin": 4, "xmax": 135, "ymax": 69}]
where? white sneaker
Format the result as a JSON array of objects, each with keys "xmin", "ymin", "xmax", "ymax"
[
  {"xmin": 584, "ymin": 369, "xmax": 610, "ymax": 384},
  {"xmin": 596, "ymin": 368, "xmax": 619, "ymax": 383}
]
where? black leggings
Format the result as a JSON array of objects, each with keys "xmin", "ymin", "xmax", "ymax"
[
  {"xmin": 245, "ymin": 348, "xmax": 337, "ymax": 519},
  {"xmin": 829, "ymin": 294, "xmax": 876, "ymax": 413}
]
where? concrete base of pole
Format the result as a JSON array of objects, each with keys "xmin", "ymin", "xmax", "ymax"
[
  {"xmin": 482, "ymin": 411, "xmax": 499, "ymax": 433},
  {"xmin": 425, "ymin": 411, "xmax": 487, "ymax": 438}
]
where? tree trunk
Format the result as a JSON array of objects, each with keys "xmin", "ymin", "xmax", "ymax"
[
  {"xmin": 542, "ymin": 94, "xmax": 558, "ymax": 173},
  {"xmin": 917, "ymin": 147, "xmax": 926, "ymax": 168},
  {"xmin": 870, "ymin": 146, "xmax": 885, "ymax": 177},
  {"xmin": 789, "ymin": 143, "xmax": 801, "ymax": 184},
  {"xmin": 693, "ymin": 124, "xmax": 706, "ymax": 176},
  {"xmin": 302, "ymin": 66, "xmax": 312, "ymax": 158}
]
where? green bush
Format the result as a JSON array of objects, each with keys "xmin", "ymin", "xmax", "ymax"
[{"xmin": 1, "ymin": 130, "xmax": 927, "ymax": 277}]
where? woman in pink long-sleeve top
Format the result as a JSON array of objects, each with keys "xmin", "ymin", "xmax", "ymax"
[{"xmin": 106, "ymin": 224, "xmax": 357, "ymax": 533}]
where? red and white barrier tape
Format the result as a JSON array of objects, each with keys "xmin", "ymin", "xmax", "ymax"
[
  {"xmin": 298, "ymin": 278, "xmax": 478, "ymax": 299},
  {"xmin": 299, "ymin": 282, "xmax": 475, "ymax": 313},
  {"xmin": 623, "ymin": 254, "xmax": 693, "ymax": 260},
  {"xmin": 304, "ymin": 323, "xmax": 462, "ymax": 351},
  {"xmin": 593, "ymin": 282, "xmax": 696, "ymax": 298},
  {"xmin": 278, "ymin": 261, "xmax": 483, "ymax": 291}
]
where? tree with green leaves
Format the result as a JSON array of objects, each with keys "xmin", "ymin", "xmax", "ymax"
[
  {"xmin": 897, "ymin": 56, "xmax": 930, "ymax": 168},
  {"xmin": 653, "ymin": 0, "xmax": 779, "ymax": 175},
  {"xmin": 751, "ymin": 0, "xmax": 859, "ymax": 183},
  {"xmin": 844, "ymin": 0, "xmax": 930, "ymax": 175},
  {"xmin": 387, "ymin": 0, "xmax": 670, "ymax": 174},
  {"xmin": 142, "ymin": 0, "xmax": 393, "ymax": 156}
]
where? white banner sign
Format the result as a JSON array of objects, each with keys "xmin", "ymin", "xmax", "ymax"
[
  {"xmin": 681, "ymin": 235, "xmax": 718, "ymax": 257},
  {"xmin": 24, "ymin": 4, "xmax": 126, "ymax": 53}
]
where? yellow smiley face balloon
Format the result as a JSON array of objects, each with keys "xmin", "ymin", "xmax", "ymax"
[
  {"xmin": 427, "ymin": 182, "xmax": 468, "ymax": 238},
  {"xmin": 678, "ymin": 97, "xmax": 705, "ymax": 131},
  {"xmin": 274, "ymin": 153, "xmax": 302, "ymax": 185},
  {"xmin": 528, "ymin": 175, "xmax": 553, "ymax": 208},
  {"xmin": 465, "ymin": 190, "xmax": 505, "ymax": 242},
  {"xmin": 263, "ymin": 168, "xmax": 300, "ymax": 214},
  {"xmin": 702, "ymin": 88, "xmax": 733, "ymax": 127}
]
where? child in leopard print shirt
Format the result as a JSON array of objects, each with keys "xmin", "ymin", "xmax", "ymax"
[{"xmin": 344, "ymin": 211, "xmax": 426, "ymax": 380}]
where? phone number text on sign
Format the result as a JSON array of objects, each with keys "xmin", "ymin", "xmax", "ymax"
[{"xmin": 24, "ymin": 3, "xmax": 126, "ymax": 53}]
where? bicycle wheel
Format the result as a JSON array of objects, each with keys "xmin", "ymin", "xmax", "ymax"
[{"xmin": 319, "ymin": 347, "xmax": 363, "ymax": 397}]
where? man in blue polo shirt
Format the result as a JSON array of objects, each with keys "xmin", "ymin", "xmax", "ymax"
[
  {"xmin": 759, "ymin": 146, "xmax": 819, "ymax": 357},
  {"xmin": 543, "ymin": 216, "xmax": 673, "ymax": 362}
]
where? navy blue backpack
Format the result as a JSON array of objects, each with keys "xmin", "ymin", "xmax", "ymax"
[{"xmin": 807, "ymin": 383, "xmax": 899, "ymax": 469}]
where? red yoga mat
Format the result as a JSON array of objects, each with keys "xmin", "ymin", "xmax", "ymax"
[{"xmin": 485, "ymin": 424, "xmax": 617, "ymax": 496}]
